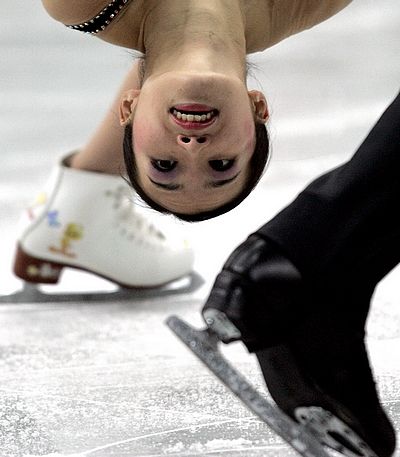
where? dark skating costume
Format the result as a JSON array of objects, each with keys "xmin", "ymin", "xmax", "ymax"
[{"xmin": 202, "ymin": 92, "xmax": 400, "ymax": 456}]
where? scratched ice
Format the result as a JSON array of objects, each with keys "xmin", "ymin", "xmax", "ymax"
[{"xmin": 1, "ymin": 1, "xmax": 400, "ymax": 457}]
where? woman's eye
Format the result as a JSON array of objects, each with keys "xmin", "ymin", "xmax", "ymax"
[
  {"xmin": 151, "ymin": 159, "xmax": 177, "ymax": 172},
  {"xmin": 209, "ymin": 159, "xmax": 235, "ymax": 172}
]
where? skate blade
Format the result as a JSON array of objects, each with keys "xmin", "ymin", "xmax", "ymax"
[
  {"xmin": 166, "ymin": 315, "xmax": 330, "ymax": 457},
  {"xmin": 0, "ymin": 272, "xmax": 203, "ymax": 304},
  {"xmin": 295, "ymin": 407, "xmax": 378, "ymax": 457}
]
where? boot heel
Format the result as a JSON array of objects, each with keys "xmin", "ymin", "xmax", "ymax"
[{"xmin": 13, "ymin": 245, "xmax": 64, "ymax": 284}]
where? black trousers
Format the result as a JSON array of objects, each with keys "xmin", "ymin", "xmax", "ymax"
[{"xmin": 257, "ymin": 91, "xmax": 400, "ymax": 289}]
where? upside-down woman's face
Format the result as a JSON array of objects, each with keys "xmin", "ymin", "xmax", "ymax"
[{"xmin": 120, "ymin": 72, "xmax": 268, "ymax": 214}]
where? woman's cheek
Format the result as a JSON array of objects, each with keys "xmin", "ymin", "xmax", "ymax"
[
  {"xmin": 240, "ymin": 118, "xmax": 256, "ymax": 155},
  {"xmin": 133, "ymin": 117, "xmax": 153, "ymax": 152}
]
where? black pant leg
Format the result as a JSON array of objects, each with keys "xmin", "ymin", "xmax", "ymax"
[{"xmin": 257, "ymin": 91, "xmax": 400, "ymax": 285}]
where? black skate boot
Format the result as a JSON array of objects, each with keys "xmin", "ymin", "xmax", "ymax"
[
  {"xmin": 254, "ymin": 279, "xmax": 396, "ymax": 457},
  {"xmin": 167, "ymin": 235, "xmax": 332, "ymax": 456},
  {"xmin": 203, "ymin": 238, "xmax": 396, "ymax": 456},
  {"xmin": 168, "ymin": 235, "xmax": 334, "ymax": 456},
  {"xmin": 201, "ymin": 233, "xmax": 304, "ymax": 350},
  {"xmin": 166, "ymin": 235, "xmax": 396, "ymax": 457}
]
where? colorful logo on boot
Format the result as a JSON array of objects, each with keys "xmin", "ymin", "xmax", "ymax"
[
  {"xmin": 47, "ymin": 210, "xmax": 61, "ymax": 227},
  {"xmin": 49, "ymin": 223, "xmax": 84, "ymax": 258},
  {"xmin": 27, "ymin": 192, "xmax": 47, "ymax": 220}
]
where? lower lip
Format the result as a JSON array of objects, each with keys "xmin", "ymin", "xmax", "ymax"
[{"xmin": 174, "ymin": 104, "xmax": 216, "ymax": 112}]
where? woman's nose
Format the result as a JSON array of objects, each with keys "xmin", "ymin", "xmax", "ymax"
[{"xmin": 177, "ymin": 135, "xmax": 209, "ymax": 150}]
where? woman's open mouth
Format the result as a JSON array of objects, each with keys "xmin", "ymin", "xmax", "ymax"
[{"xmin": 170, "ymin": 105, "xmax": 219, "ymax": 130}]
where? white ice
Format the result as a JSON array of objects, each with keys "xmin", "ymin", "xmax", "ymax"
[{"xmin": 1, "ymin": 1, "xmax": 400, "ymax": 456}]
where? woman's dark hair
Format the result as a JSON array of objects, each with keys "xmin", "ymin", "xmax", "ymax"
[{"xmin": 123, "ymin": 122, "xmax": 270, "ymax": 221}]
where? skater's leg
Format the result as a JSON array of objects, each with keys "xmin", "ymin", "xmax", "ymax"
[
  {"xmin": 70, "ymin": 59, "xmax": 143, "ymax": 174},
  {"xmin": 257, "ymin": 91, "xmax": 400, "ymax": 283}
]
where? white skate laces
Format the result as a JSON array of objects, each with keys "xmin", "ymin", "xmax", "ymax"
[{"xmin": 105, "ymin": 185, "xmax": 166, "ymax": 246}]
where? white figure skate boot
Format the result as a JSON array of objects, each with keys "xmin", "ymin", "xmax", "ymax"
[{"xmin": 13, "ymin": 155, "xmax": 194, "ymax": 288}]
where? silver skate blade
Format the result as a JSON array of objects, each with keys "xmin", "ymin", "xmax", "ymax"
[
  {"xmin": 0, "ymin": 272, "xmax": 203, "ymax": 304},
  {"xmin": 166, "ymin": 315, "xmax": 330, "ymax": 457},
  {"xmin": 295, "ymin": 407, "xmax": 378, "ymax": 457}
]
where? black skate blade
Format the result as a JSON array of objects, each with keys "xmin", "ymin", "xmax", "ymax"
[
  {"xmin": 166, "ymin": 315, "xmax": 330, "ymax": 457},
  {"xmin": 0, "ymin": 272, "xmax": 203, "ymax": 304}
]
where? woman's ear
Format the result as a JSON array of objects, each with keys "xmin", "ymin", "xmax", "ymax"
[
  {"xmin": 119, "ymin": 89, "xmax": 141, "ymax": 126},
  {"xmin": 248, "ymin": 90, "xmax": 269, "ymax": 124}
]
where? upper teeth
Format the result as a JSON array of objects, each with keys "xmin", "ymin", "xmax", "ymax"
[{"xmin": 173, "ymin": 110, "xmax": 215, "ymax": 122}]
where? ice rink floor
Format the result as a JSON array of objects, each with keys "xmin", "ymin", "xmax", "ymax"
[{"xmin": 1, "ymin": 1, "xmax": 400, "ymax": 456}]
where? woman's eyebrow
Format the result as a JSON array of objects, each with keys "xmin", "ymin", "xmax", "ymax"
[{"xmin": 148, "ymin": 172, "xmax": 240, "ymax": 192}]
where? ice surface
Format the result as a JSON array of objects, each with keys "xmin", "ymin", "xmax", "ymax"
[{"xmin": 1, "ymin": 1, "xmax": 400, "ymax": 456}]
